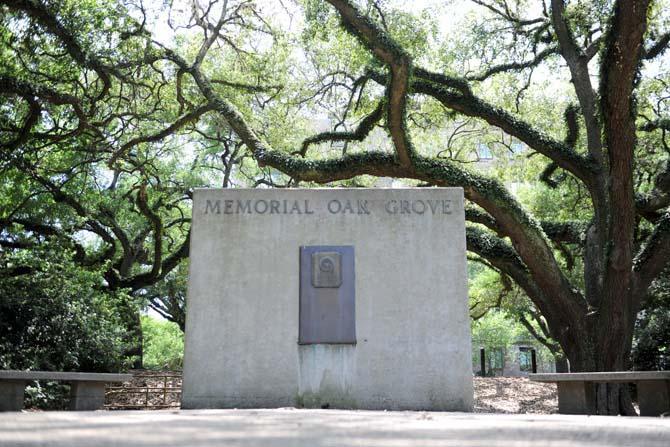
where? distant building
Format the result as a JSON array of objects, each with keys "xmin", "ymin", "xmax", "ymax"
[{"xmin": 472, "ymin": 339, "xmax": 557, "ymax": 377}]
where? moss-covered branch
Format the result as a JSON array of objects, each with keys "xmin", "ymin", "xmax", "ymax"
[
  {"xmin": 108, "ymin": 103, "xmax": 217, "ymax": 166},
  {"xmin": 550, "ymin": 0, "xmax": 603, "ymax": 162},
  {"xmin": 468, "ymin": 45, "xmax": 559, "ymax": 82},
  {"xmin": 257, "ymin": 151, "xmax": 407, "ymax": 183},
  {"xmin": 642, "ymin": 31, "xmax": 670, "ymax": 60},
  {"xmin": 0, "ymin": 94, "xmax": 40, "ymax": 151},
  {"xmin": 466, "ymin": 225, "xmax": 582, "ymax": 351},
  {"xmin": 325, "ymin": 0, "xmax": 414, "ymax": 167},
  {"xmin": 466, "ymin": 225, "xmax": 525, "ymax": 270},
  {"xmin": 405, "ymin": 74, "xmax": 599, "ymax": 186},
  {"xmin": 0, "ymin": 75, "xmax": 89, "ymax": 129},
  {"xmin": 3, "ymin": 0, "xmax": 117, "ymax": 100},
  {"xmin": 634, "ymin": 212, "xmax": 670, "ymax": 298},
  {"xmin": 465, "ymin": 205, "xmax": 501, "ymax": 234},
  {"xmin": 298, "ymin": 100, "xmax": 384, "ymax": 156},
  {"xmin": 639, "ymin": 118, "xmax": 670, "ymax": 132},
  {"xmin": 635, "ymin": 161, "xmax": 670, "ymax": 222},
  {"xmin": 467, "ymin": 205, "xmax": 584, "ymax": 245},
  {"xmin": 541, "ymin": 221, "xmax": 586, "ymax": 245}
]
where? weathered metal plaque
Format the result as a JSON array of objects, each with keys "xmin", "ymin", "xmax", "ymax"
[
  {"xmin": 299, "ymin": 246, "xmax": 355, "ymax": 344},
  {"xmin": 311, "ymin": 251, "xmax": 342, "ymax": 288}
]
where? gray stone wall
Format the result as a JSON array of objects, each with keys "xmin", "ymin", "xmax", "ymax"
[{"xmin": 182, "ymin": 188, "xmax": 473, "ymax": 411}]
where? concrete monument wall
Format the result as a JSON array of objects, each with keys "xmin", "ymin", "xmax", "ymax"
[{"xmin": 182, "ymin": 188, "xmax": 473, "ymax": 411}]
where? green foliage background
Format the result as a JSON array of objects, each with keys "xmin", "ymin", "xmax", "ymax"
[
  {"xmin": 0, "ymin": 243, "xmax": 134, "ymax": 372},
  {"xmin": 141, "ymin": 315, "xmax": 184, "ymax": 370}
]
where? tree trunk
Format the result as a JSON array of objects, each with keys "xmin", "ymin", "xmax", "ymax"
[
  {"xmin": 555, "ymin": 355, "xmax": 569, "ymax": 373},
  {"xmin": 120, "ymin": 305, "xmax": 143, "ymax": 370},
  {"xmin": 127, "ymin": 314, "xmax": 143, "ymax": 370},
  {"xmin": 559, "ymin": 312, "xmax": 638, "ymax": 415}
]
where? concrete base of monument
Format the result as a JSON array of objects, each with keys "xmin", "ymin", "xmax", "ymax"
[
  {"xmin": 296, "ymin": 345, "xmax": 358, "ymax": 409},
  {"xmin": 1, "ymin": 409, "xmax": 669, "ymax": 447},
  {"xmin": 291, "ymin": 345, "xmax": 473, "ymax": 411}
]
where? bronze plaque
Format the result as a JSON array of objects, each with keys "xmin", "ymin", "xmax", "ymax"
[
  {"xmin": 311, "ymin": 251, "xmax": 342, "ymax": 288},
  {"xmin": 299, "ymin": 246, "xmax": 355, "ymax": 344}
]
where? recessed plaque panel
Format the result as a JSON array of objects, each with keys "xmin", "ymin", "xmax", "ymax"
[{"xmin": 299, "ymin": 245, "xmax": 355, "ymax": 344}]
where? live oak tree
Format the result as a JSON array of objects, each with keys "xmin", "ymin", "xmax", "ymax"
[
  {"xmin": 290, "ymin": 0, "xmax": 670, "ymax": 415},
  {"xmin": 0, "ymin": 0, "xmax": 282, "ymax": 364},
  {"xmin": 2, "ymin": 0, "xmax": 670, "ymax": 414}
]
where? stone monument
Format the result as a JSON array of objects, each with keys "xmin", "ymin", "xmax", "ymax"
[{"xmin": 182, "ymin": 188, "xmax": 473, "ymax": 411}]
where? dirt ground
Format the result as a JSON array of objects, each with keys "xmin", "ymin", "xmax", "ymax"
[
  {"xmin": 473, "ymin": 377, "xmax": 558, "ymax": 414},
  {"xmin": 105, "ymin": 372, "xmax": 558, "ymax": 414}
]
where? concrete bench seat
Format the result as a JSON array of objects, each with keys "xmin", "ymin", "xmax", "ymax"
[
  {"xmin": 0, "ymin": 370, "xmax": 132, "ymax": 411},
  {"xmin": 529, "ymin": 371, "xmax": 670, "ymax": 416}
]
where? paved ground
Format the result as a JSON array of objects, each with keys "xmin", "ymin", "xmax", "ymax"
[{"xmin": 1, "ymin": 409, "xmax": 669, "ymax": 447}]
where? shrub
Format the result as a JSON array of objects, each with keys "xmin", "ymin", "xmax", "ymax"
[{"xmin": 0, "ymin": 246, "xmax": 132, "ymax": 373}]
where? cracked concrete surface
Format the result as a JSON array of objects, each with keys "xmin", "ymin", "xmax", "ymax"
[{"xmin": 1, "ymin": 409, "xmax": 669, "ymax": 447}]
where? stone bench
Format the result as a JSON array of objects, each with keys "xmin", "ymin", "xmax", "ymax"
[
  {"xmin": 529, "ymin": 371, "xmax": 670, "ymax": 416},
  {"xmin": 0, "ymin": 370, "xmax": 132, "ymax": 411}
]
